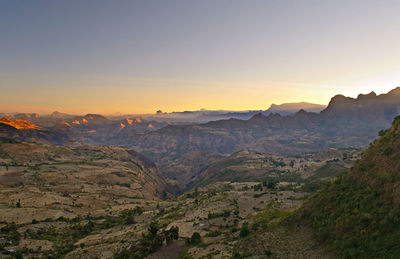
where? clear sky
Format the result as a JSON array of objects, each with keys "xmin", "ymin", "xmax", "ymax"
[{"xmin": 1, "ymin": 0, "xmax": 400, "ymax": 114}]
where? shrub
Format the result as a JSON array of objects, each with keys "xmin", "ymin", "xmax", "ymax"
[
  {"xmin": 189, "ymin": 232, "xmax": 202, "ymax": 245},
  {"xmin": 239, "ymin": 223, "xmax": 250, "ymax": 238}
]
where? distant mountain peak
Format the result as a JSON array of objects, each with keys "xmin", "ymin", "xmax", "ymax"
[
  {"xmin": 15, "ymin": 113, "xmax": 40, "ymax": 119},
  {"xmin": 357, "ymin": 91, "xmax": 377, "ymax": 100},
  {"xmin": 266, "ymin": 112, "xmax": 282, "ymax": 118},
  {"xmin": 266, "ymin": 102, "xmax": 326, "ymax": 116},
  {"xmin": 387, "ymin": 86, "xmax": 400, "ymax": 96},
  {"xmin": 295, "ymin": 109, "xmax": 308, "ymax": 115},
  {"xmin": 125, "ymin": 118, "xmax": 133, "ymax": 125},
  {"xmin": 249, "ymin": 113, "xmax": 267, "ymax": 121},
  {"xmin": 60, "ymin": 121, "xmax": 71, "ymax": 128},
  {"xmin": 83, "ymin": 114, "xmax": 107, "ymax": 120}
]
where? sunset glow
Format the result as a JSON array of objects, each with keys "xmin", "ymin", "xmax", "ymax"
[{"xmin": 1, "ymin": 1, "xmax": 400, "ymax": 114}]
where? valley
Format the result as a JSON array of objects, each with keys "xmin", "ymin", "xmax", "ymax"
[{"xmin": 0, "ymin": 139, "xmax": 359, "ymax": 258}]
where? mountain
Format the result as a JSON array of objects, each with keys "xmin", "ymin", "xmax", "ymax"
[
  {"xmin": 0, "ymin": 118, "xmax": 43, "ymax": 130},
  {"xmin": 320, "ymin": 89, "xmax": 400, "ymax": 132},
  {"xmin": 133, "ymin": 102, "xmax": 326, "ymax": 123},
  {"xmin": 0, "ymin": 118, "xmax": 74, "ymax": 145},
  {"xmin": 14, "ymin": 113, "xmax": 40, "ymax": 120},
  {"xmin": 0, "ymin": 113, "xmax": 14, "ymax": 119},
  {"xmin": 267, "ymin": 102, "xmax": 326, "ymax": 115},
  {"xmin": 207, "ymin": 102, "xmax": 326, "ymax": 121},
  {"xmin": 129, "ymin": 87, "xmax": 400, "ymax": 158},
  {"xmin": 297, "ymin": 115, "xmax": 400, "ymax": 258},
  {"xmin": 49, "ymin": 111, "xmax": 75, "ymax": 120},
  {"xmin": 0, "ymin": 113, "xmax": 170, "ymax": 148}
]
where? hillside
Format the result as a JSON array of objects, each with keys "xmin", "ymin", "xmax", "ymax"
[
  {"xmin": 194, "ymin": 149, "xmax": 359, "ymax": 188},
  {"xmin": 297, "ymin": 116, "xmax": 400, "ymax": 258},
  {"xmin": 0, "ymin": 142, "xmax": 169, "ymax": 224}
]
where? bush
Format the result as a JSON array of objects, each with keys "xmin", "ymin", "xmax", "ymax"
[
  {"xmin": 189, "ymin": 232, "xmax": 202, "ymax": 245},
  {"xmin": 239, "ymin": 223, "xmax": 250, "ymax": 238}
]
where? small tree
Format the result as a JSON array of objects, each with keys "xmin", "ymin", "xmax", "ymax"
[
  {"xmin": 189, "ymin": 232, "xmax": 202, "ymax": 245},
  {"xmin": 290, "ymin": 160, "xmax": 295, "ymax": 168},
  {"xmin": 148, "ymin": 221, "xmax": 159, "ymax": 238},
  {"xmin": 163, "ymin": 226, "xmax": 179, "ymax": 245},
  {"xmin": 239, "ymin": 223, "xmax": 250, "ymax": 238}
]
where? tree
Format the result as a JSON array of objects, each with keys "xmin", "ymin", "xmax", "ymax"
[
  {"xmin": 189, "ymin": 232, "xmax": 202, "ymax": 245},
  {"xmin": 239, "ymin": 223, "xmax": 250, "ymax": 238},
  {"xmin": 290, "ymin": 160, "xmax": 295, "ymax": 168},
  {"xmin": 163, "ymin": 226, "xmax": 179, "ymax": 245},
  {"xmin": 148, "ymin": 221, "xmax": 159, "ymax": 238}
]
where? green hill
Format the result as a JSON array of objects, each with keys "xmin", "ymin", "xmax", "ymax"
[{"xmin": 298, "ymin": 116, "xmax": 400, "ymax": 258}]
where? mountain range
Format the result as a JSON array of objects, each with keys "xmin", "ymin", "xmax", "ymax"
[
  {"xmin": 124, "ymin": 88, "xmax": 400, "ymax": 183},
  {"xmin": 1, "ymin": 87, "xmax": 400, "ymax": 188}
]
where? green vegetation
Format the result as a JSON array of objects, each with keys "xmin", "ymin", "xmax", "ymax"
[
  {"xmin": 188, "ymin": 232, "xmax": 202, "ymax": 245},
  {"xmin": 114, "ymin": 222, "xmax": 179, "ymax": 259},
  {"xmin": 239, "ymin": 223, "xmax": 249, "ymax": 238},
  {"xmin": 1, "ymin": 222, "xmax": 21, "ymax": 245},
  {"xmin": 297, "ymin": 116, "xmax": 400, "ymax": 258},
  {"xmin": 208, "ymin": 210, "xmax": 231, "ymax": 219}
]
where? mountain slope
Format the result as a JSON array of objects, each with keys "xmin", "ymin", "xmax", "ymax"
[
  {"xmin": 0, "ymin": 142, "xmax": 173, "ymax": 258},
  {"xmin": 0, "ymin": 142, "xmax": 169, "ymax": 208},
  {"xmin": 0, "ymin": 118, "xmax": 75, "ymax": 145},
  {"xmin": 194, "ymin": 149, "xmax": 359, "ymax": 188},
  {"xmin": 0, "ymin": 118, "xmax": 44, "ymax": 130},
  {"xmin": 297, "ymin": 116, "xmax": 400, "ymax": 258}
]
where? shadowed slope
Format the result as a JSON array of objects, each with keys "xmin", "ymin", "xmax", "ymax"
[{"xmin": 297, "ymin": 116, "xmax": 400, "ymax": 258}]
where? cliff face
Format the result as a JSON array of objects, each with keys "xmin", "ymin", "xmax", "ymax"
[{"xmin": 320, "ymin": 88, "xmax": 400, "ymax": 132}]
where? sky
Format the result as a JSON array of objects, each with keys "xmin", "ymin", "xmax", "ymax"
[{"xmin": 1, "ymin": 0, "xmax": 400, "ymax": 114}]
